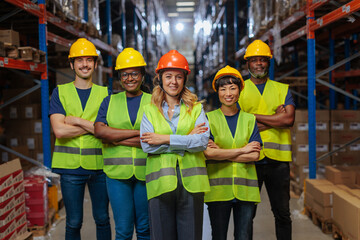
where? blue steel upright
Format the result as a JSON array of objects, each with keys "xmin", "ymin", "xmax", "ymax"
[
  {"xmin": 234, "ymin": 0, "xmax": 239, "ymax": 69},
  {"xmin": 329, "ymin": 31, "xmax": 336, "ymax": 109},
  {"xmin": 106, "ymin": 0, "xmax": 113, "ymax": 92},
  {"xmin": 307, "ymin": 3, "xmax": 316, "ymax": 179},
  {"xmin": 344, "ymin": 38, "xmax": 351, "ymax": 109},
  {"xmin": 39, "ymin": 0, "xmax": 51, "ymax": 168}
]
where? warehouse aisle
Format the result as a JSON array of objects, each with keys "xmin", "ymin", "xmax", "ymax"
[{"xmin": 48, "ymin": 188, "xmax": 333, "ymax": 240}]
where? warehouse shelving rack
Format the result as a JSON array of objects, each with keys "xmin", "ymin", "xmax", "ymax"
[
  {"xmin": 235, "ymin": 0, "xmax": 360, "ymax": 178},
  {"xmin": 0, "ymin": 0, "xmax": 118, "ymax": 168},
  {"xmin": 195, "ymin": 0, "xmax": 248, "ymax": 100}
]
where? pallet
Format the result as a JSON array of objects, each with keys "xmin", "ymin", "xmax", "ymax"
[
  {"xmin": 332, "ymin": 223, "xmax": 350, "ymax": 240},
  {"xmin": 304, "ymin": 205, "xmax": 332, "ymax": 234}
]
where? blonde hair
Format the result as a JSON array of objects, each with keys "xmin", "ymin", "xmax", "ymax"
[{"xmin": 151, "ymin": 75, "xmax": 199, "ymax": 116}]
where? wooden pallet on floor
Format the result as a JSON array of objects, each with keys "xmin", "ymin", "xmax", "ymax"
[
  {"xmin": 304, "ymin": 205, "xmax": 332, "ymax": 234},
  {"xmin": 332, "ymin": 223, "xmax": 350, "ymax": 240}
]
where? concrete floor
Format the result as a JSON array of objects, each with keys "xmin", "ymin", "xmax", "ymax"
[{"xmin": 46, "ymin": 188, "xmax": 333, "ymax": 240}]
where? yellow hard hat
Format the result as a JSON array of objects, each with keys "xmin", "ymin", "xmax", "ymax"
[
  {"xmin": 244, "ymin": 40, "xmax": 272, "ymax": 60},
  {"xmin": 212, "ymin": 65, "xmax": 244, "ymax": 92},
  {"xmin": 68, "ymin": 38, "xmax": 98, "ymax": 59},
  {"xmin": 115, "ymin": 48, "xmax": 147, "ymax": 70}
]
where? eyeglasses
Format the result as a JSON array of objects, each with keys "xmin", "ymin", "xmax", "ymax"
[{"xmin": 120, "ymin": 71, "xmax": 141, "ymax": 80}]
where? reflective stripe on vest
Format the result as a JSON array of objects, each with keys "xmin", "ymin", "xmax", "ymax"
[
  {"xmin": 51, "ymin": 83, "xmax": 108, "ymax": 170},
  {"xmin": 239, "ymin": 79, "xmax": 292, "ymax": 162},
  {"xmin": 102, "ymin": 92, "xmax": 151, "ymax": 180},
  {"xmin": 144, "ymin": 103, "xmax": 210, "ymax": 200},
  {"xmin": 205, "ymin": 109, "xmax": 260, "ymax": 203},
  {"xmin": 209, "ymin": 178, "xmax": 258, "ymax": 187},
  {"xmin": 103, "ymin": 158, "xmax": 147, "ymax": 166},
  {"xmin": 54, "ymin": 146, "xmax": 102, "ymax": 155},
  {"xmin": 146, "ymin": 167, "xmax": 176, "ymax": 183}
]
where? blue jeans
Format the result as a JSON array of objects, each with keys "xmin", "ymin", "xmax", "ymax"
[
  {"xmin": 207, "ymin": 200, "xmax": 256, "ymax": 240},
  {"xmin": 106, "ymin": 176, "xmax": 150, "ymax": 240},
  {"xmin": 254, "ymin": 159, "xmax": 291, "ymax": 240},
  {"xmin": 60, "ymin": 173, "xmax": 111, "ymax": 240}
]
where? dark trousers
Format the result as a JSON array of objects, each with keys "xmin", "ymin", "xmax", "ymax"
[
  {"xmin": 207, "ymin": 200, "xmax": 256, "ymax": 240},
  {"xmin": 254, "ymin": 159, "xmax": 292, "ymax": 240},
  {"xmin": 148, "ymin": 167, "xmax": 204, "ymax": 240}
]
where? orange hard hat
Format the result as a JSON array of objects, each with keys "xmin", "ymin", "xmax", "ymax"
[{"xmin": 155, "ymin": 50, "xmax": 191, "ymax": 74}]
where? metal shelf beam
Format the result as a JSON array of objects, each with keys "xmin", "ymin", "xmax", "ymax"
[
  {"xmin": 0, "ymin": 57, "xmax": 46, "ymax": 72},
  {"xmin": 309, "ymin": 0, "xmax": 360, "ymax": 32}
]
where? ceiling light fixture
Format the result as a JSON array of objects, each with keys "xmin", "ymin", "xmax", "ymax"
[
  {"xmin": 176, "ymin": 2, "xmax": 195, "ymax": 7},
  {"xmin": 176, "ymin": 7, "xmax": 194, "ymax": 12},
  {"xmin": 168, "ymin": 12, "xmax": 179, "ymax": 17},
  {"xmin": 175, "ymin": 23, "xmax": 184, "ymax": 31}
]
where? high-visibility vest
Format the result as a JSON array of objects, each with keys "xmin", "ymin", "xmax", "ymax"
[
  {"xmin": 205, "ymin": 109, "xmax": 260, "ymax": 203},
  {"xmin": 239, "ymin": 79, "xmax": 292, "ymax": 162},
  {"xmin": 143, "ymin": 102, "xmax": 210, "ymax": 200},
  {"xmin": 51, "ymin": 82, "xmax": 108, "ymax": 170},
  {"xmin": 102, "ymin": 92, "xmax": 151, "ymax": 181}
]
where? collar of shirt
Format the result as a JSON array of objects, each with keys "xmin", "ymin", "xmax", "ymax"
[{"xmin": 161, "ymin": 99, "xmax": 184, "ymax": 122}]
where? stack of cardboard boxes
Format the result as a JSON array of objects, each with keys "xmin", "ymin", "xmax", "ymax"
[
  {"xmin": 291, "ymin": 110, "xmax": 331, "ymax": 188},
  {"xmin": 1, "ymin": 87, "xmax": 55, "ymax": 168},
  {"xmin": 305, "ymin": 166, "xmax": 360, "ymax": 240},
  {"xmin": 24, "ymin": 176, "xmax": 48, "ymax": 228},
  {"xmin": 330, "ymin": 110, "xmax": 360, "ymax": 165},
  {"xmin": 0, "ymin": 29, "xmax": 45, "ymax": 63},
  {"xmin": 0, "ymin": 159, "xmax": 31, "ymax": 240},
  {"xmin": 291, "ymin": 109, "xmax": 360, "ymax": 191}
]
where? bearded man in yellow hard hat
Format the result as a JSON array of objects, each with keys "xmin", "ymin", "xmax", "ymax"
[
  {"xmin": 49, "ymin": 38, "xmax": 111, "ymax": 239},
  {"xmin": 239, "ymin": 40, "xmax": 295, "ymax": 240}
]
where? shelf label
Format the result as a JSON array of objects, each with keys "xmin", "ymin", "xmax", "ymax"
[
  {"xmin": 342, "ymin": 5, "xmax": 350, "ymax": 14},
  {"xmin": 0, "ymin": 61, "xmax": 3, "ymax": 67},
  {"xmin": 317, "ymin": 18, "xmax": 323, "ymax": 26},
  {"xmin": 4, "ymin": 58, "xmax": 8, "ymax": 64}
]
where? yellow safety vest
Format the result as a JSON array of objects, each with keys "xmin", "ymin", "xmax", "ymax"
[
  {"xmin": 239, "ymin": 79, "xmax": 292, "ymax": 162},
  {"xmin": 205, "ymin": 109, "xmax": 260, "ymax": 203},
  {"xmin": 102, "ymin": 92, "xmax": 151, "ymax": 181},
  {"xmin": 144, "ymin": 102, "xmax": 210, "ymax": 200},
  {"xmin": 52, "ymin": 82, "xmax": 108, "ymax": 170}
]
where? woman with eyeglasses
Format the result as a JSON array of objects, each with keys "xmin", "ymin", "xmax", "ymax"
[
  {"xmin": 140, "ymin": 50, "xmax": 210, "ymax": 240},
  {"xmin": 94, "ymin": 48, "xmax": 151, "ymax": 240}
]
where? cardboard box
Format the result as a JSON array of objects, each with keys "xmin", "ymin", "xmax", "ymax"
[
  {"xmin": 0, "ymin": 30, "xmax": 20, "ymax": 46},
  {"xmin": 0, "ymin": 41, "xmax": 5, "ymax": 57},
  {"xmin": 292, "ymin": 131, "xmax": 330, "ymax": 144},
  {"xmin": 0, "ymin": 197, "xmax": 15, "ymax": 216},
  {"xmin": 295, "ymin": 110, "xmax": 330, "ymax": 122},
  {"xmin": 331, "ymin": 110, "xmax": 360, "ymax": 122},
  {"xmin": 0, "ymin": 159, "xmax": 21, "ymax": 184},
  {"xmin": 0, "ymin": 219, "xmax": 16, "ymax": 239},
  {"xmin": 306, "ymin": 191, "xmax": 333, "ymax": 219},
  {"xmin": 18, "ymin": 47, "xmax": 38, "ymax": 61},
  {"xmin": 331, "ymin": 131, "xmax": 359, "ymax": 144},
  {"xmin": 292, "ymin": 143, "xmax": 330, "ymax": 165},
  {"xmin": 333, "ymin": 189, "xmax": 360, "ymax": 240},
  {"xmin": 22, "ymin": 104, "xmax": 41, "ymax": 119},
  {"xmin": 1, "ymin": 106, "xmax": 20, "ymax": 120},
  {"xmin": 5, "ymin": 43, "xmax": 18, "ymax": 58},
  {"xmin": 325, "ymin": 166, "xmax": 357, "ymax": 185}
]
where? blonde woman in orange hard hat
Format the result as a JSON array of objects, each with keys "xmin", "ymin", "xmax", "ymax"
[{"xmin": 140, "ymin": 50, "xmax": 210, "ymax": 240}]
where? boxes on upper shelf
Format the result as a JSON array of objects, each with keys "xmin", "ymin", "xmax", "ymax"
[{"xmin": 0, "ymin": 30, "xmax": 20, "ymax": 47}]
